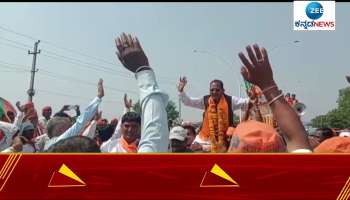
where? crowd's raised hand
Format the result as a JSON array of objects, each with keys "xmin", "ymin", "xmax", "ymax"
[
  {"xmin": 124, "ymin": 93, "xmax": 133, "ymax": 110},
  {"xmin": 238, "ymin": 44, "xmax": 311, "ymax": 152},
  {"xmin": 238, "ymin": 44, "xmax": 276, "ymax": 91},
  {"xmin": 177, "ymin": 77, "xmax": 187, "ymax": 93},
  {"xmin": 115, "ymin": 33, "xmax": 149, "ymax": 73}
]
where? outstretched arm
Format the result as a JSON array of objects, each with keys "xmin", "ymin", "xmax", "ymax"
[
  {"xmin": 238, "ymin": 44, "xmax": 310, "ymax": 152},
  {"xmin": 115, "ymin": 33, "xmax": 169, "ymax": 152},
  {"xmin": 178, "ymin": 76, "xmax": 205, "ymax": 109},
  {"xmin": 44, "ymin": 79, "xmax": 104, "ymax": 150}
]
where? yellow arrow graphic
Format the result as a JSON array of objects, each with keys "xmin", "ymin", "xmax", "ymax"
[{"xmin": 58, "ymin": 164, "xmax": 86, "ymax": 185}]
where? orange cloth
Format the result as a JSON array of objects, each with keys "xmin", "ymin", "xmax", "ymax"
[
  {"xmin": 199, "ymin": 95, "xmax": 229, "ymax": 141},
  {"xmin": 228, "ymin": 120, "xmax": 286, "ymax": 153},
  {"xmin": 22, "ymin": 102, "xmax": 44, "ymax": 138},
  {"xmin": 120, "ymin": 136, "xmax": 138, "ymax": 153},
  {"xmin": 314, "ymin": 136, "xmax": 350, "ymax": 153}
]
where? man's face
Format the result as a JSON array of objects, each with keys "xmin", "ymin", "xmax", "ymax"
[
  {"xmin": 121, "ymin": 121, "xmax": 141, "ymax": 143},
  {"xmin": 291, "ymin": 95, "xmax": 296, "ymax": 100},
  {"xmin": 210, "ymin": 82, "xmax": 224, "ymax": 103},
  {"xmin": 43, "ymin": 109, "xmax": 52, "ymax": 119},
  {"xmin": 184, "ymin": 128, "xmax": 196, "ymax": 147}
]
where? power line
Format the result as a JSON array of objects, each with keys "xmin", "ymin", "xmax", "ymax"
[
  {"xmin": 0, "ymin": 25, "xmax": 120, "ymax": 67},
  {"xmin": 40, "ymin": 53, "xmax": 126, "ymax": 77},
  {"xmin": 0, "ymin": 26, "xmax": 190, "ymax": 85},
  {"xmin": 0, "ymin": 36, "xmax": 33, "ymax": 48},
  {"xmin": 0, "ymin": 66, "xmax": 28, "ymax": 73},
  {"xmin": 0, "ymin": 60, "xmax": 28, "ymax": 68},
  {"xmin": 37, "ymin": 89, "xmax": 124, "ymax": 105},
  {"xmin": 38, "ymin": 69, "xmax": 138, "ymax": 95},
  {"xmin": 0, "ymin": 41, "xmax": 28, "ymax": 51},
  {"xmin": 0, "ymin": 59, "xmax": 139, "ymax": 95},
  {"xmin": 0, "ymin": 61, "xmax": 30, "ymax": 72},
  {"xmin": 0, "ymin": 25, "xmax": 38, "ymax": 41}
]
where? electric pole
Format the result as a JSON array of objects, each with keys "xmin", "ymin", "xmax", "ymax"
[
  {"xmin": 27, "ymin": 40, "xmax": 40, "ymax": 102},
  {"xmin": 178, "ymin": 96, "xmax": 182, "ymax": 122}
]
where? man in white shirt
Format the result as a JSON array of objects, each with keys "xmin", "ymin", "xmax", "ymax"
[
  {"xmin": 177, "ymin": 77, "xmax": 250, "ymax": 152},
  {"xmin": 100, "ymin": 112, "xmax": 141, "ymax": 153},
  {"xmin": 0, "ymin": 108, "xmax": 24, "ymax": 152},
  {"xmin": 38, "ymin": 106, "xmax": 52, "ymax": 134},
  {"xmin": 114, "ymin": 33, "xmax": 170, "ymax": 152},
  {"xmin": 43, "ymin": 79, "xmax": 104, "ymax": 151},
  {"xmin": 1, "ymin": 121, "xmax": 37, "ymax": 153}
]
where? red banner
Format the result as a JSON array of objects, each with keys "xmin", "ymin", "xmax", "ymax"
[{"xmin": 0, "ymin": 154, "xmax": 349, "ymax": 200}]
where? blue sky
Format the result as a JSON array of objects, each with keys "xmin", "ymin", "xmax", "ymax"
[{"xmin": 0, "ymin": 2, "xmax": 348, "ymax": 122}]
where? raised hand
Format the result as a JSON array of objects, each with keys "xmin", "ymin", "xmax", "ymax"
[
  {"xmin": 178, "ymin": 76, "xmax": 187, "ymax": 93},
  {"xmin": 239, "ymin": 44, "xmax": 311, "ymax": 152},
  {"xmin": 16, "ymin": 101, "xmax": 24, "ymax": 112},
  {"xmin": 94, "ymin": 110, "xmax": 102, "ymax": 121},
  {"xmin": 97, "ymin": 78, "xmax": 104, "ymax": 98},
  {"xmin": 115, "ymin": 33, "xmax": 149, "ymax": 72},
  {"xmin": 238, "ymin": 44, "xmax": 276, "ymax": 90},
  {"xmin": 124, "ymin": 93, "xmax": 133, "ymax": 110}
]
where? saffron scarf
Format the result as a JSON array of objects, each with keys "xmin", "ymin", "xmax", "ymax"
[
  {"xmin": 120, "ymin": 136, "xmax": 138, "ymax": 153},
  {"xmin": 199, "ymin": 95, "xmax": 229, "ymax": 153}
]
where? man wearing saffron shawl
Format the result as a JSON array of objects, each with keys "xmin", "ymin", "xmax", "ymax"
[{"xmin": 178, "ymin": 77, "xmax": 250, "ymax": 153}]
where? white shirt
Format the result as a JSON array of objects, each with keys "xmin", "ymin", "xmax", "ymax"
[
  {"xmin": 34, "ymin": 133, "xmax": 50, "ymax": 152},
  {"xmin": 179, "ymin": 91, "xmax": 249, "ymax": 113},
  {"xmin": 81, "ymin": 120, "xmax": 97, "ymax": 139},
  {"xmin": 179, "ymin": 91, "xmax": 249, "ymax": 151},
  {"xmin": 291, "ymin": 149, "xmax": 313, "ymax": 153},
  {"xmin": 38, "ymin": 116, "xmax": 49, "ymax": 134},
  {"xmin": 22, "ymin": 143, "xmax": 36, "ymax": 153},
  {"xmin": 136, "ymin": 69, "xmax": 170, "ymax": 153},
  {"xmin": 102, "ymin": 69, "xmax": 170, "ymax": 153},
  {"xmin": 43, "ymin": 96, "xmax": 101, "ymax": 151},
  {"xmin": 1, "ymin": 143, "xmax": 36, "ymax": 153},
  {"xmin": 100, "ymin": 111, "xmax": 123, "ymax": 152},
  {"xmin": 100, "ymin": 137, "xmax": 127, "ymax": 153},
  {"xmin": 0, "ymin": 112, "xmax": 24, "ymax": 151},
  {"xmin": 193, "ymin": 135, "xmax": 211, "ymax": 152}
]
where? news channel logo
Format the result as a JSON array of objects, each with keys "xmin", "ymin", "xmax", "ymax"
[{"xmin": 294, "ymin": 1, "xmax": 335, "ymax": 31}]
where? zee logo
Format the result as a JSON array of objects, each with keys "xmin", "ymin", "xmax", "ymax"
[
  {"xmin": 305, "ymin": 2, "xmax": 324, "ymax": 20},
  {"xmin": 294, "ymin": 1, "xmax": 335, "ymax": 31}
]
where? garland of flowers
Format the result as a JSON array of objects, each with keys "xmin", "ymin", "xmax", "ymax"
[{"xmin": 208, "ymin": 100, "xmax": 226, "ymax": 153}]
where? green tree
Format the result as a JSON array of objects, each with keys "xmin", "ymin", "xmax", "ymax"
[
  {"xmin": 132, "ymin": 100, "xmax": 179, "ymax": 126},
  {"xmin": 311, "ymin": 87, "xmax": 350, "ymax": 129}
]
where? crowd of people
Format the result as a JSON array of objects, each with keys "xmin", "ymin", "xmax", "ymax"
[{"xmin": 0, "ymin": 33, "xmax": 349, "ymax": 153}]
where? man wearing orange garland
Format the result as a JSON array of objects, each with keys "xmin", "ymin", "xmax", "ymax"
[{"xmin": 178, "ymin": 77, "xmax": 250, "ymax": 153}]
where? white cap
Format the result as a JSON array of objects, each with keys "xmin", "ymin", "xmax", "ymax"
[
  {"xmin": 339, "ymin": 131, "xmax": 350, "ymax": 137},
  {"xmin": 169, "ymin": 126, "xmax": 187, "ymax": 141}
]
